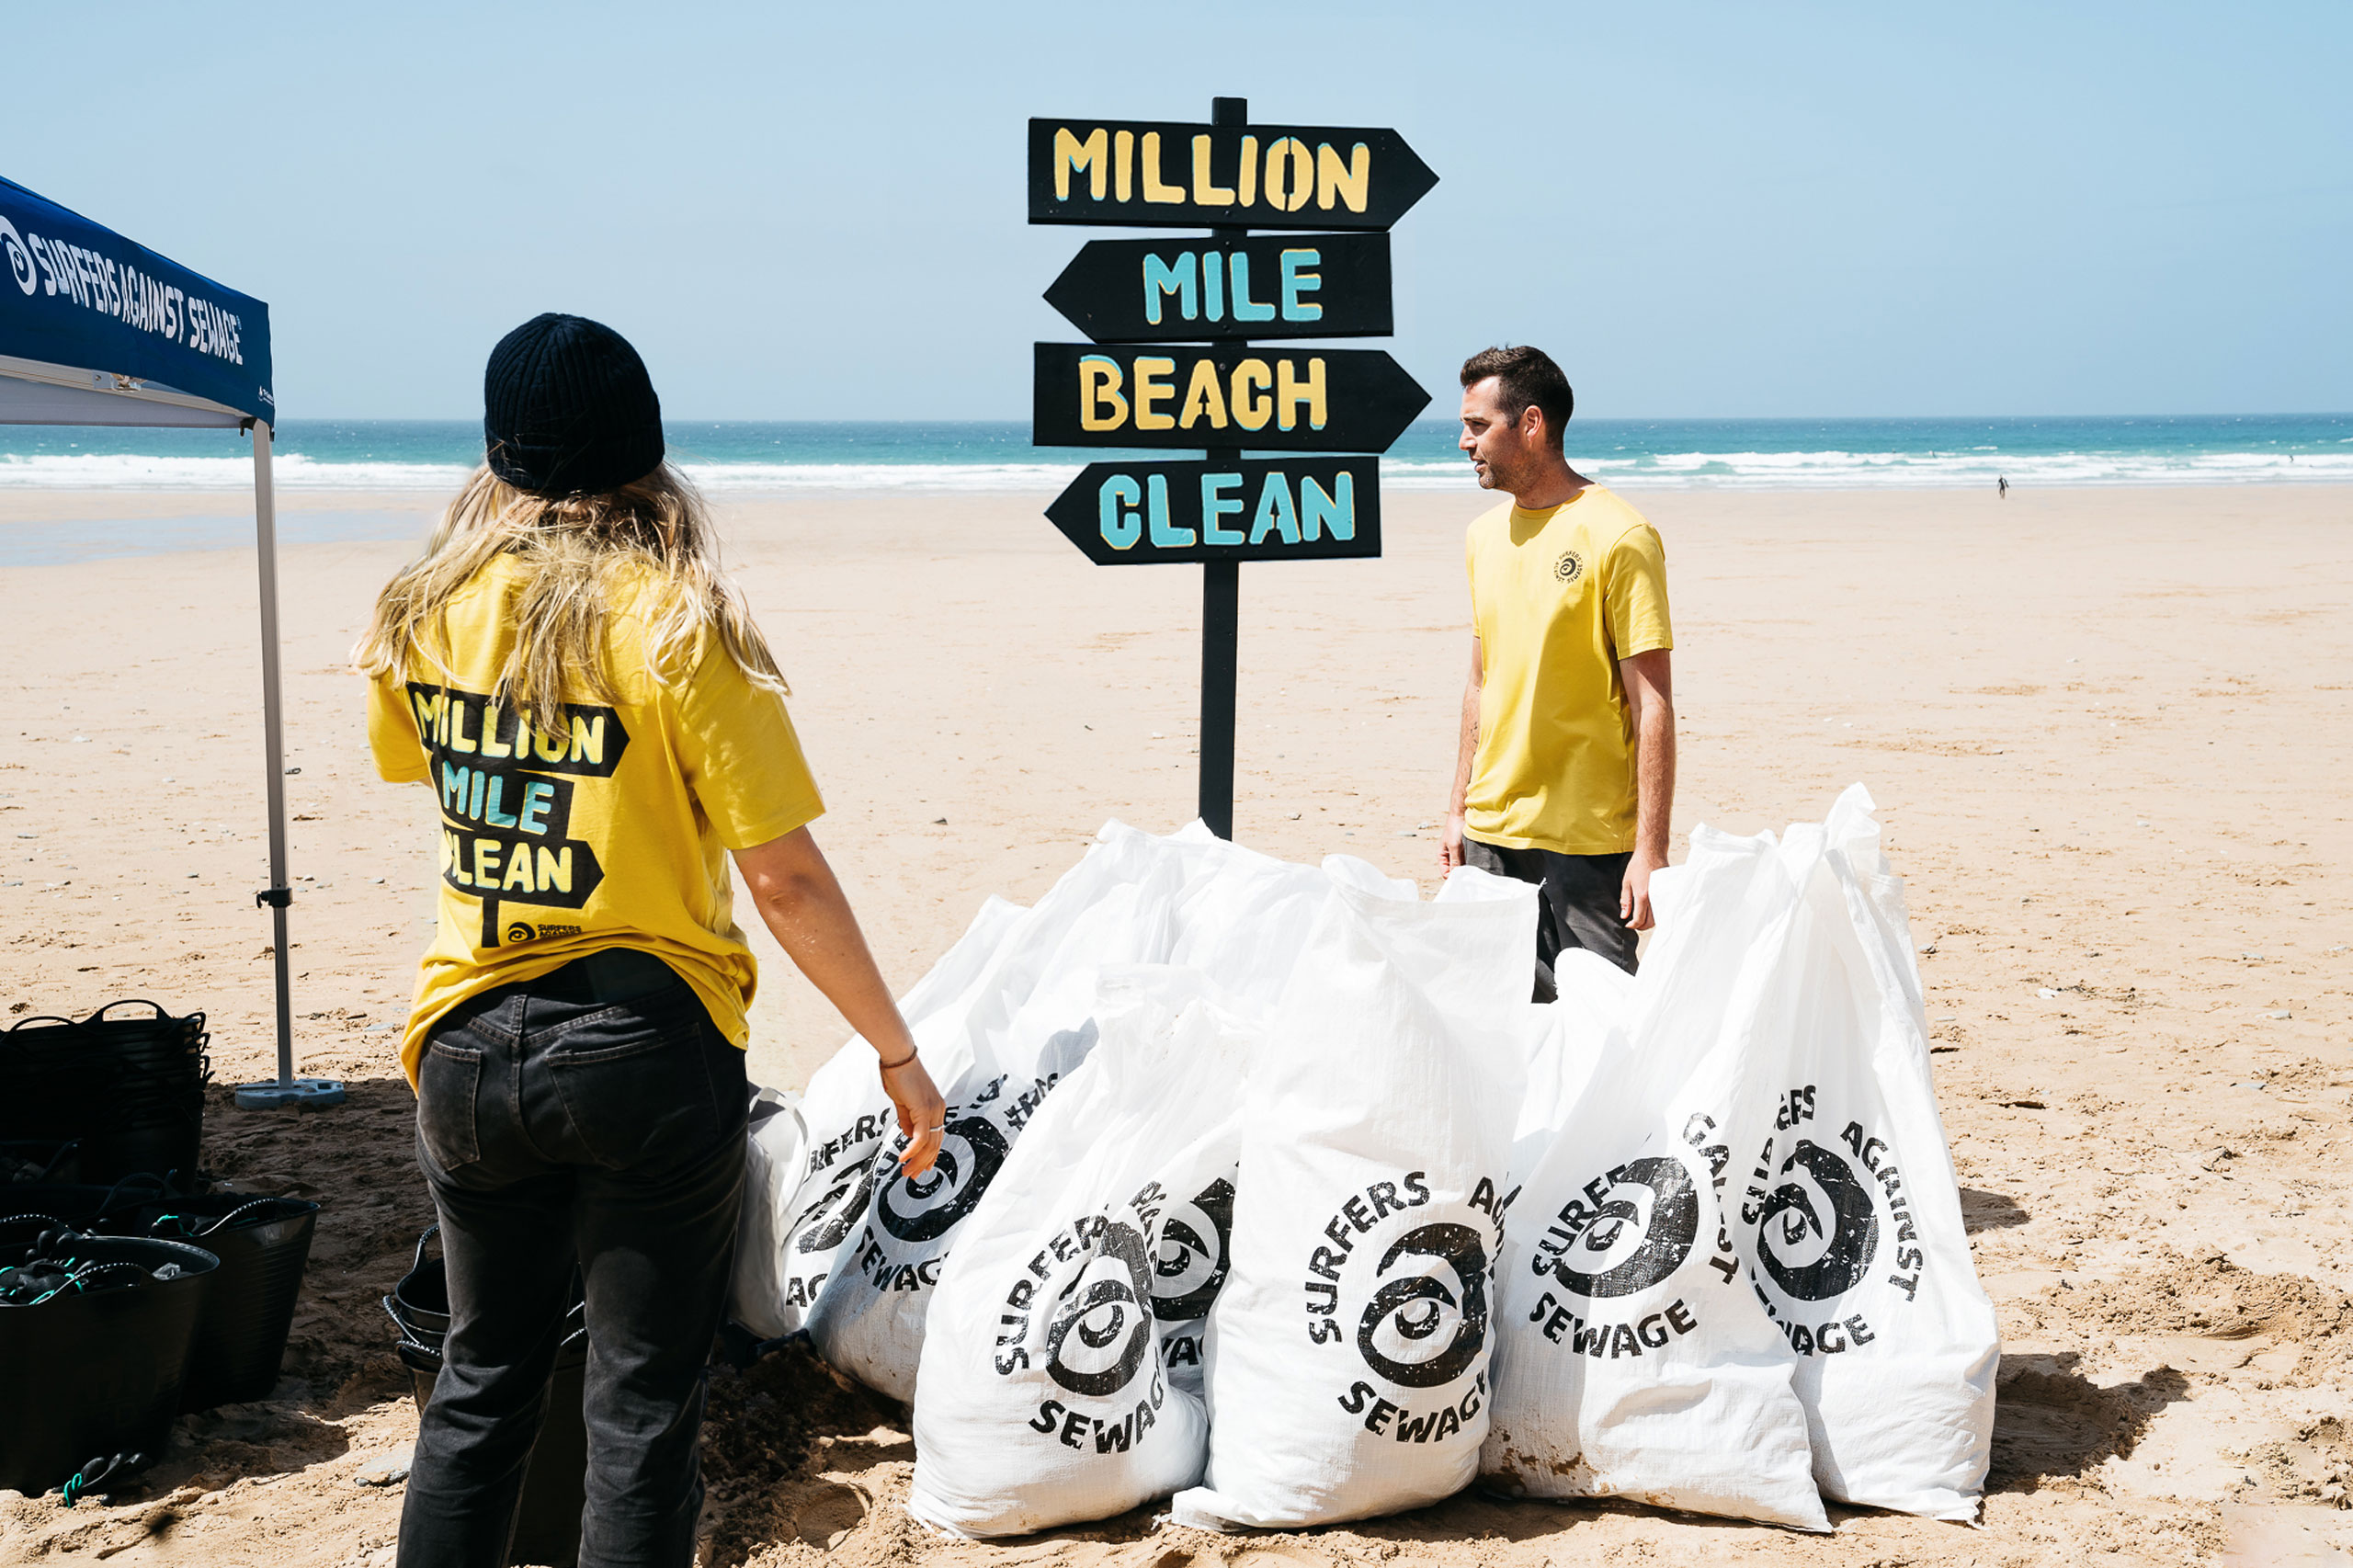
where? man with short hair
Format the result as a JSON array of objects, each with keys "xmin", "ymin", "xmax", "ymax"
[{"xmin": 1441, "ymin": 345, "xmax": 1676, "ymax": 995}]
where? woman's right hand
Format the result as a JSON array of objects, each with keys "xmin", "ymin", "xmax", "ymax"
[{"xmin": 881, "ymin": 1051, "xmax": 947, "ymax": 1178}]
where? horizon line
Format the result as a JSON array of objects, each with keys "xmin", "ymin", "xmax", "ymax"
[{"xmin": 146, "ymin": 410, "xmax": 2353, "ymax": 427}]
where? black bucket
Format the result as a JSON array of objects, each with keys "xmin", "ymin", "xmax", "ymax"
[
  {"xmin": 131, "ymin": 1194, "xmax": 320, "ymax": 1411},
  {"xmin": 0, "ymin": 1141, "xmax": 82, "ymax": 1185},
  {"xmin": 0, "ymin": 1187, "xmax": 115, "ymax": 1244},
  {"xmin": 0, "ymin": 1176, "xmax": 177, "ymax": 1244},
  {"xmin": 0, "ymin": 1004, "xmax": 209, "ymax": 1186},
  {"xmin": 0, "ymin": 1233, "xmax": 219, "ymax": 1496},
  {"xmin": 386, "ymin": 1226, "xmax": 587, "ymax": 1568}
]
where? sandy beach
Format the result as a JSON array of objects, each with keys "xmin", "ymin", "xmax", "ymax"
[{"xmin": 3, "ymin": 479, "xmax": 2350, "ymax": 1566}]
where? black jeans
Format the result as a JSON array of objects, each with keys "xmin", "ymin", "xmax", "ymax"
[
  {"xmin": 399, "ymin": 955, "xmax": 748, "ymax": 1568},
  {"xmin": 1460, "ymin": 838, "xmax": 1639, "ymax": 998}
]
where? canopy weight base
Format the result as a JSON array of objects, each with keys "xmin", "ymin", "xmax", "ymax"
[{"xmin": 233, "ymin": 1077, "xmax": 347, "ymax": 1111}]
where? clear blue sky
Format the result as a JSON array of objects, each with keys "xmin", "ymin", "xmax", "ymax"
[{"xmin": 11, "ymin": 2, "xmax": 2347, "ymax": 419}]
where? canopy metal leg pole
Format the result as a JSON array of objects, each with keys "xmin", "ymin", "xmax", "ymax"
[{"xmin": 234, "ymin": 421, "xmax": 344, "ymax": 1111}]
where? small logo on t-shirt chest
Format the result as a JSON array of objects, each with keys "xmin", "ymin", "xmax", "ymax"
[{"xmin": 1554, "ymin": 549, "xmax": 1586, "ymax": 585}]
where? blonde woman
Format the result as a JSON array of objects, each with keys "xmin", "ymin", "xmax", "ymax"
[{"xmin": 358, "ymin": 313, "xmax": 944, "ymax": 1568}]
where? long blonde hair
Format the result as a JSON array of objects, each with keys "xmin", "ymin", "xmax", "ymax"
[{"xmin": 353, "ymin": 462, "xmax": 785, "ymax": 735}]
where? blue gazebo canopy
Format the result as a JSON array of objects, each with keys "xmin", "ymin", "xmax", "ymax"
[
  {"xmin": 1, "ymin": 174, "xmax": 335, "ymax": 1108},
  {"xmin": 0, "ymin": 175, "xmax": 274, "ymax": 427}
]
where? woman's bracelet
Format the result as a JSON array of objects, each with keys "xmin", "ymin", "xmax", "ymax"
[{"xmin": 876, "ymin": 1044, "xmax": 919, "ymax": 1071}]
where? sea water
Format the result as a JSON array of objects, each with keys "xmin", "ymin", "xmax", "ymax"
[{"xmin": 1, "ymin": 414, "xmax": 2347, "ymax": 494}]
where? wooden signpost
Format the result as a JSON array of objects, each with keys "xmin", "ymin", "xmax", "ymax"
[{"xmin": 1030, "ymin": 97, "xmax": 1434, "ymax": 838}]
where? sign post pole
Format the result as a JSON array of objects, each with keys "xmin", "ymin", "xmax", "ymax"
[
  {"xmin": 1199, "ymin": 553, "xmax": 1238, "ymax": 838},
  {"xmin": 1199, "ymin": 94, "xmax": 1246, "ymax": 840}
]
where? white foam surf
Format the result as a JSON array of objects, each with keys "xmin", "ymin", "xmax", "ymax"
[
  {"xmin": 3, "ymin": 448, "xmax": 2347, "ymax": 494},
  {"xmin": 1384, "ymin": 448, "xmax": 2353, "ymax": 490}
]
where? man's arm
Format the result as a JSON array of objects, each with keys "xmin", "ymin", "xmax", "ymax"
[
  {"xmin": 1619, "ymin": 648, "xmax": 1676, "ymax": 929},
  {"xmin": 1441, "ymin": 635, "xmax": 1483, "ymax": 871}
]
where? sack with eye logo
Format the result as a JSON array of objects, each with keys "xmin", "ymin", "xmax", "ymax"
[
  {"xmin": 1147, "ymin": 1167, "xmax": 1234, "ymax": 1397},
  {"xmin": 730, "ymin": 892, "xmax": 1029, "ymax": 1344},
  {"xmin": 907, "ymin": 974, "xmax": 1254, "ymax": 1537},
  {"xmin": 1482, "ymin": 825, "xmax": 1829, "ymax": 1531},
  {"xmin": 1169, "ymin": 861, "xmax": 1533, "ymax": 1531},
  {"xmin": 765, "ymin": 824, "xmax": 1322, "ymax": 1381},
  {"xmin": 1719, "ymin": 786, "xmax": 1996, "ymax": 1520},
  {"xmin": 1150, "ymin": 835, "xmax": 1326, "ymax": 1395},
  {"xmin": 729, "ymin": 1086, "xmax": 808, "ymax": 1344},
  {"xmin": 801, "ymin": 824, "xmax": 1200, "ymax": 1399}
]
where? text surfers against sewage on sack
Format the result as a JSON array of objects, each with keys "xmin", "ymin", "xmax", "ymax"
[{"xmin": 1319, "ymin": 1171, "xmax": 1508, "ymax": 1446}]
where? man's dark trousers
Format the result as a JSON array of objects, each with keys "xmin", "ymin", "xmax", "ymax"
[
  {"xmin": 399, "ymin": 953, "xmax": 747, "ymax": 1568},
  {"xmin": 1461, "ymin": 838, "xmax": 1639, "ymax": 999}
]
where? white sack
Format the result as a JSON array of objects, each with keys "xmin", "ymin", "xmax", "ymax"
[
  {"xmin": 729, "ymin": 892, "xmax": 1028, "ymax": 1341},
  {"xmin": 1148, "ymin": 833, "xmax": 1326, "ymax": 1392},
  {"xmin": 729, "ymin": 1087, "xmax": 808, "ymax": 1342},
  {"xmin": 1170, "ymin": 862, "xmax": 1532, "ymax": 1530},
  {"xmin": 1722, "ymin": 786, "xmax": 1996, "ymax": 1519},
  {"xmin": 1482, "ymin": 829, "xmax": 1829, "ymax": 1531},
  {"xmin": 909, "ymin": 974, "xmax": 1254, "ymax": 1537},
  {"xmin": 1148, "ymin": 1166, "xmax": 1235, "ymax": 1397},
  {"xmin": 1507, "ymin": 949, "xmax": 1633, "ymax": 1188},
  {"xmin": 802, "ymin": 824, "xmax": 1198, "ymax": 1399},
  {"xmin": 1164, "ymin": 827, "xmax": 1332, "ymax": 1017}
]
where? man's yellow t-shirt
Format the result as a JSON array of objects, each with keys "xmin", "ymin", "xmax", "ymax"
[
  {"xmin": 366, "ymin": 554, "xmax": 824, "ymax": 1086},
  {"xmin": 1464, "ymin": 485, "xmax": 1673, "ymax": 856}
]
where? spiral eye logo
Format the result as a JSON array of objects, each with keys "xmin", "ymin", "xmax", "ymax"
[
  {"xmin": 1, "ymin": 219, "xmax": 34, "ymax": 296},
  {"xmin": 1044, "ymin": 1221, "xmax": 1154, "ymax": 1398},
  {"xmin": 794, "ymin": 1150, "xmax": 881, "ymax": 1255},
  {"xmin": 1152, "ymin": 1176, "xmax": 1233, "ymax": 1322},
  {"xmin": 1756, "ymin": 1140, "xmax": 1879, "ymax": 1301},
  {"xmin": 1356, "ymin": 1221, "xmax": 1490, "ymax": 1390},
  {"xmin": 1551, "ymin": 1155, "xmax": 1700, "ymax": 1300},
  {"xmin": 504, "ymin": 921, "xmax": 538, "ymax": 944},
  {"xmin": 875, "ymin": 1113, "xmax": 1010, "ymax": 1243},
  {"xmin": 1553, "ymin": 549, "xmax": 1585, "ymax": 585}
]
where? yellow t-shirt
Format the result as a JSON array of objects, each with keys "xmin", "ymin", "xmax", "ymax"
[
  {"xmin": 366, "ymin": 554, "xmax": 824, "ymax": 1086},
  {"xmin": 1464, "ymin": 485, "xmax": 1673, "ymax": 855}
]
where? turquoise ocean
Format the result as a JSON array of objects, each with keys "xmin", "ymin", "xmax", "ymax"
[{"xmin": 4, "ymin": 415, "xmax": 2349, "ymax": 494}]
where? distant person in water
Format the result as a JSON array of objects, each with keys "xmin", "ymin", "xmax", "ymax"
[
  {"xmin": 1998, "ymin": 476, "xmax": 2009, "ymax": 499},
  {"xmin": 1443, "ymin": 345, "xmax": 1675, "ymax": 995}
]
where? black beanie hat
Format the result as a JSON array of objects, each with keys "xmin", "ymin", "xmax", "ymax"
[{"xmin": 483, "ymin": 313, "xmax": 665, "ymax": 496}]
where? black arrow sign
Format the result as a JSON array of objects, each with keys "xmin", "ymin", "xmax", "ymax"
[
  {"xmin": 1028, "ymin": 118, "xmax": 1438, "ymax": 232},
  {"xmin": 1046, "ymin": 458, "xmax": 1382, "ymax": 566},
  {"xmin": 1032, "ymin": 343, "xmax": 1429, "ymax": 453},
  {"xmin": 1044, "ymin": 233, "xmax": 1392, "ymax": 344}
]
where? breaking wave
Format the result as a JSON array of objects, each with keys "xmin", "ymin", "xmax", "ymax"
[{"xmin": 2, "ymin": 416, "xmax": 2347, "ymax": 493}]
